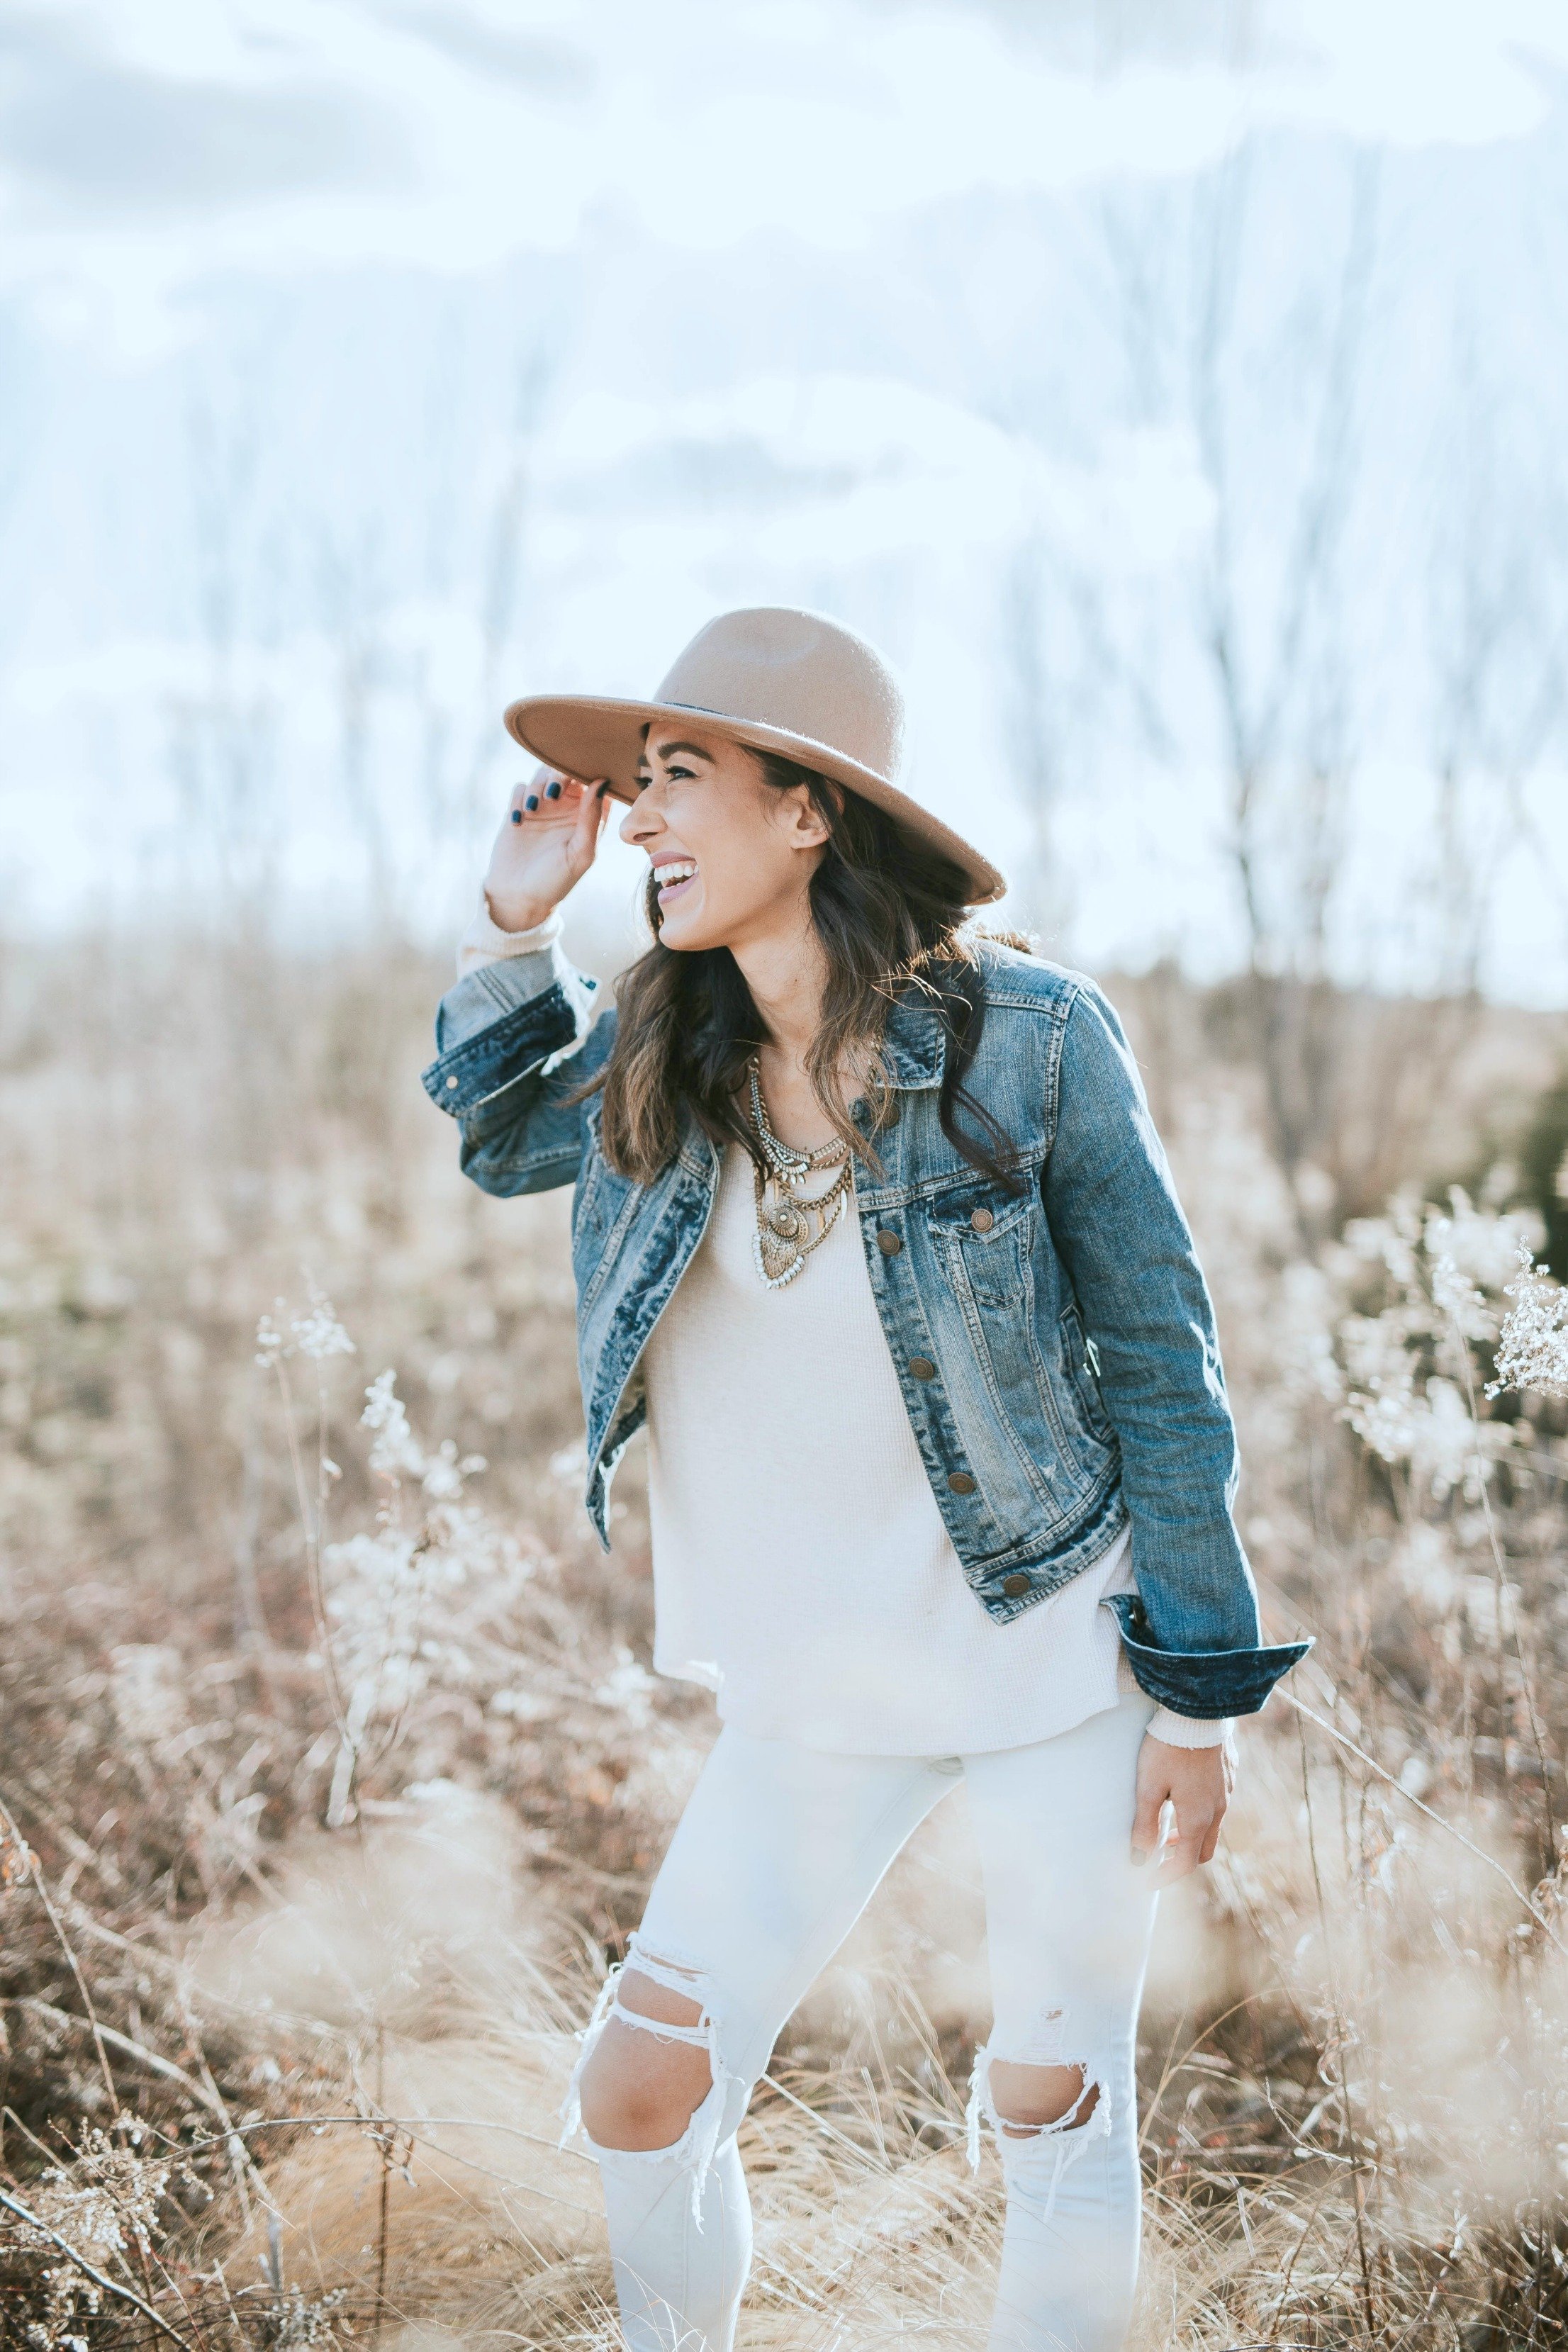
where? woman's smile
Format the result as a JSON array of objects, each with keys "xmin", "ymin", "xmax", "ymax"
[{"xmin": 653, "ymin": 856, "xmax": 700, "ymax": 909}]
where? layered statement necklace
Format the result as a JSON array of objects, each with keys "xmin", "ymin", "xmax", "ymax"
[{"xmin": 744, "ymin": 1054, "xmax": 855, "ymax": 1291}]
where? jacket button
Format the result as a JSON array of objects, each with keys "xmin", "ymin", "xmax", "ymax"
[
  {"xmin": 970, "ymin": 1206, "xmax": 994, "ymax": 1233},
  {"xmin": 445, "ymin": 1075, "xmax": 459, "ymax": 1090},
  {"xmin": 907, "ymin": 1355, "xmax": 936, "ymax": 1380},
  {"xmin": 947, "ymin": 1470, "xmax": 977, "ymax": 1494},
  {"xmin": 876, "ymin": 1230, "xmax": 902, "ymax": 1255},
  {"xmin": 1002, "ymin": 1572, "xmax": 1031, "ymax": 1597}
]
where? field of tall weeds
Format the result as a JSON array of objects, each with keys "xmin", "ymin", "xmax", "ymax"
[{"xmin": 4, "ymin": 922, "xmax": 1568, "ymax": 2349}]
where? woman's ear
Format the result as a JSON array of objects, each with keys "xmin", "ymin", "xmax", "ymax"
[{"xmin": 784, "ymin": 781, "xmax": 836, "ymax": 852}]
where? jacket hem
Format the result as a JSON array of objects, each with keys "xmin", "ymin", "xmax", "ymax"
[{"xmin": 963, "ymin": 1474, "xmax": 1129, "ymax": 1618}]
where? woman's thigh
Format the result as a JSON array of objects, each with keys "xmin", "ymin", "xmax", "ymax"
[
  {"xmin": 633, "ymin": 1726, "xmax": 958, "ymax": 2091},
  {"xmin": 963, "ymin": 1695, "xmax": 1158, "ymax": 2068}
]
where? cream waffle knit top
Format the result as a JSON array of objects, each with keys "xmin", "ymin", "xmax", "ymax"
[{"xmin": 642, "ymin": 1141, "xmax": 1226, "ymax": 1755}]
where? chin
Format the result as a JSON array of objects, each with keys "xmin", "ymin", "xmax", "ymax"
[{"xmin": 656, "ymin": 904, "xmax": 721, "ymax": 953}]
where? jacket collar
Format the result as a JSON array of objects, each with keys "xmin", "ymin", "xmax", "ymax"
[{"xmin": 883, "ymin": 988, "xmax": 948, "ymax": 1090}]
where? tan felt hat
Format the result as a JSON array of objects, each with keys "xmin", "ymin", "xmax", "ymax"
[{"xmin": 505, "ymin": 605, "xmax": 1007, "ymax": 907}]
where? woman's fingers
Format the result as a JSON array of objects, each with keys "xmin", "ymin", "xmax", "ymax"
[
  {"xmin": 572, "ymin": 778, "xmax": 611, "ymax": 858},
  {"xmin": 1132, "ymin": 1737, "xmax": 1230, "ymax": 1878},
  {"xmin": 1129, "ymin": 1777, "xmax": 1167, "ymax": 1867}
]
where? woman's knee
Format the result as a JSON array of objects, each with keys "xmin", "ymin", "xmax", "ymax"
[
  {"xmin": 988, "ymin": 2058, "xmax": 1100, "ymax": 2137},
  {"xmin": 577, "ymin": 1971, "xmax": 715, "ymax": 2152}
]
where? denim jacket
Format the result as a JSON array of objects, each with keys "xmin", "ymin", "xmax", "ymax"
[{"xmin": 422, "ymin": 930, "xmax": 1308, "ymax": 1719}]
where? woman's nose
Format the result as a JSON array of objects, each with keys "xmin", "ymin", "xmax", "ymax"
[{"xmin": 620, "ymin": 799, "xmax": 659, "ymax": 846}]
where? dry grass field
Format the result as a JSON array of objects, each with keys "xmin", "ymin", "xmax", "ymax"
[{"xmin": 4, "ymin": 919, "xmax": 1568, "ymax": 2349}]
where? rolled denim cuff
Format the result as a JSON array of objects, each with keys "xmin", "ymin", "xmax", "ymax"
[
  {"xmin": 422, "ymin": 981, "xmax": 581, "ymax": 1118},
  {"xmin": 1105, "ymin": 1593, "xmax": 1310, "ymax": 1719}
]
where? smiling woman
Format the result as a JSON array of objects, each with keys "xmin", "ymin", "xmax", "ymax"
[
  {"xmin": 422, "ymin": 604, "xmax": 1306, "ymax": 2352},
  {"xmin": 594, "ymin": 729, "xmax": 1021, "ymax": 1187}
]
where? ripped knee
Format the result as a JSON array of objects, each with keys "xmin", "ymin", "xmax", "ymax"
[
  {"xmin": 965, "ymin": 2010, "xmax": 1111, "ymax": 2175},
  {"xmin": 987, "ymin": 2059, "xmax": 1100, "ymax": 2138},
  {"xmin": 567, "ymin": 1939, "xmax": 723, "ymax": 2156}
]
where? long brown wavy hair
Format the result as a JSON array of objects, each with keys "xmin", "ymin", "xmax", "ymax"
[{"xmin": 574, "ymin": 750, "xmax": 1024, "ymax": 1187}]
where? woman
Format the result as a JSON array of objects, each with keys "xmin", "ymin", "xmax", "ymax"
[{"xmin": 424, "ymin": 607, "xmax": 1306, "ymax": 2352}]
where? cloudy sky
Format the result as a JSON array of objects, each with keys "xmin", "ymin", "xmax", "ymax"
[{"xmin": 5, "ymin": 0, "xmax": 1568, "ymax": 997}]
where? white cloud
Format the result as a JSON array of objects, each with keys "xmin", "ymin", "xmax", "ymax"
[{"xmin": 3, "ymin": 0, "xmax": 1566, "ymax": 357}]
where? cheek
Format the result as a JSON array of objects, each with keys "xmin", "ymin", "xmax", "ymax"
[{"xmin": 705, "ymin": 836, "xmax": 793, "ymax": 919}]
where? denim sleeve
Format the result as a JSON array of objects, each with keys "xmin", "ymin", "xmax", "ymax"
[
  {"xmin": 420, "ymin": 940, "xmax": 612, "ymax": 1198},
  {"xmin": 1042, "ymin": 982, "xmax": 1309, "ymax": 1718}
]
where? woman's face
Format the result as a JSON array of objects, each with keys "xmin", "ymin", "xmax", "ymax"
[{"xmin": 618, "ymin": 729, "xmax": 830, "ymax": 953}]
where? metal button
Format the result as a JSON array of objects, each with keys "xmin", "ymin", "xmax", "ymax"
[
  {"xmin": 1002, "ymin": 1572, "xmax": 1031, "ymax": 1598},
  {"xmin": 876, "ymin": 1230, "xmax": 902, "ymax": 1256},
  {"xmin": 970, "ymin": 1206, "xmax": 994, "ymax": 1233},
  {"xmin": 445, "ymin": 1075, "xmax": 459, "ymax": 1090},
  {"xmin": 907, "ymin": 1355, "xmax": 936, "ymax": 1380},
  {"xmin": 947, "ymin": 1470, "xmax": 977, "ymax": 1494}
]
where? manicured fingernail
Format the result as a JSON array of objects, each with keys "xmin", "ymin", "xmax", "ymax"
[
  {"xmin": 595, "ymin": 780, "xmax": 610, "ymax": 797},
  {"xmin": 525, "ymin": 794, "xmax": 539, "ymax": 811},
  {"xmin": 544, "ymin": 779, "xmax": 562, "ymax": 800},
  {"xmin": 510, "ymin": 810, "xmax": 522, "ymax": 824}
]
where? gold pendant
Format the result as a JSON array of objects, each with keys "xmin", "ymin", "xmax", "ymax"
[{"xmin": 751, "ymin": 1165, "xmax": 849, "ymax": 1290}]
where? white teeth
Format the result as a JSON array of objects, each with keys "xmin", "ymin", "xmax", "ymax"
[{"xmin": 654, "ymin": 861, "xmax": 698, "ymax": 886}]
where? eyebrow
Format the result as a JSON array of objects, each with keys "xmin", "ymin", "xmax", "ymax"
[{"xmin": 642, "ymin": 739, "xmax": 716, "ymax": 766}]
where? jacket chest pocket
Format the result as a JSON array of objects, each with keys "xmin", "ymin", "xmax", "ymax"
[{"xmin": 928, "ymin": 1187, "xmax": 1034, "ymax": 1310}]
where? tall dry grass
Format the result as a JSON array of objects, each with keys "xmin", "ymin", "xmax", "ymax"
[{"xmin": 2, "ymin": 920, "xmax": 1568, "ymax": 2349}]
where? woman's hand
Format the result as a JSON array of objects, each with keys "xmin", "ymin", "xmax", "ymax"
[
  {"xmin": 1131, "ymin": 1732, "xmax": 1234, "ymax": 1884},
  {"xmin": 483, "ymin": 766, "xmax": 612, "ymax": 933}
]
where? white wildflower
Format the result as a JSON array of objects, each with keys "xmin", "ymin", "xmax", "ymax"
[
  {"xmin": 1429, "ymin": 1253, "xmax": 1491, "ymax": 1344},
  {"xmin": 1343, "ymin": 1355, "xmax": 1508, "ymax": 1499},
  {"xmin": 257, "ymin": 1292, "xmax": 356, "ymax": 1366},
  {"xmin": 361, "ymin": 1369, "xmax": 426, "ymax": 1482},
  {"xmin": 420, "ymin": 1436, "xmax": 466, "ymax": 1501},
  {"xmin": 1425, "ymin": 1189, "xmax": 1537, "ymax": 1293},
  {"xmin": 291, "ymin": 1292, "xmax": 356, "ymax": 1362},
  {"xmin": 1344, "ymin": 1200, "xmax": 1421, "ymax": 1287},
  {"xmin": 1487, "ymin": 1243, "xmax": 1568, "ymax": 1400}
]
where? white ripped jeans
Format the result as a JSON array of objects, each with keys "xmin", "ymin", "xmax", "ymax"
[{"xmin": 561, "ymin": 1692, "xmax": 1160, "ymax": 2352}]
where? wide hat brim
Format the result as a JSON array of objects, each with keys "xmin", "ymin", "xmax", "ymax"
[{"xmin": 504, "ymin": 694, "xmax": 1007, "ymax": 908}]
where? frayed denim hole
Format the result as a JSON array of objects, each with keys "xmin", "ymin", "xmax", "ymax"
[{"xmin": 561, "ymin": 1937, "xmax": 739, "ymax": 2227}]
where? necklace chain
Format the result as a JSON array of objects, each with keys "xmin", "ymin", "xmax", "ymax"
[{"xmin": 744, "ymin": 1055, "xmax": 853, "ymax": 1291}]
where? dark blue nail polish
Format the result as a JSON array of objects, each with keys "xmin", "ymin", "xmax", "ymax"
[
  {"xmin": 510, "ymin": 809, "xmax": 522, "ymax": 824},
  {"xmin": 545, "ymin": 779, "xmax": 562, "ymax": 800},
  {"xmin": 525, "ymin": 794, "xmax": 539, "ymax": 812}
]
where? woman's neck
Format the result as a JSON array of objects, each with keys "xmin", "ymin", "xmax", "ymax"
[
  {"xmin": 729, "ymin": 913, "xmax": 829, "ymax": 1075},
  {"xmin": 727, "ymin": 912, "xmax": 851, "ymax": 1148}
]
